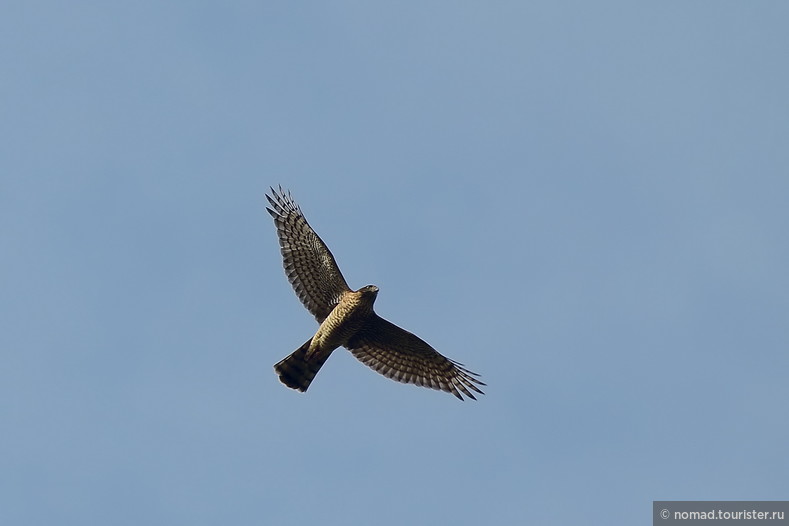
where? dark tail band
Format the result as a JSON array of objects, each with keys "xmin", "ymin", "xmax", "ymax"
[{"xmin": 274, "ymin": 339, "xmax": 331, "ymax": 392}]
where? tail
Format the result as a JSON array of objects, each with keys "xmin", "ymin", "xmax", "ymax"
[{"xmin": 274, "ymin": 339, "xmax": 331, "ymax": 392}]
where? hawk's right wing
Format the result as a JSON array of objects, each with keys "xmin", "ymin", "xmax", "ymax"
[{"xmin": 266, "ymin": 187, "xmax": 351, "ymax": 322}]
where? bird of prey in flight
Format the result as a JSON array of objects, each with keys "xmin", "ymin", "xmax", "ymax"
[{"xmin": 265, "ymin": 186, "xmax": 484, "ymax": 400}]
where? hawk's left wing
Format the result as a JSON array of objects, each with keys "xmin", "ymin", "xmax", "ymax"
[{"xmin": 346, "ymin": 314, "xmax": 485, "ymax": 400}]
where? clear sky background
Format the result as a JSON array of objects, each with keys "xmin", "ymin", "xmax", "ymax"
[{"xmin": 2, "ymin": 2, "xmax": 788, "ymax": 525}]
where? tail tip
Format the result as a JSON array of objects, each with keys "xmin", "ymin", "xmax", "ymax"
[{"xmin": 274, "ymin": 363, "xmax": 310, "ymax": 392}]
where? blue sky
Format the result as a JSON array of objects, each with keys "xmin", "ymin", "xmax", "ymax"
[{"xmin": 2, "ymin": 2, "xmax": 788, "ymax": 525}]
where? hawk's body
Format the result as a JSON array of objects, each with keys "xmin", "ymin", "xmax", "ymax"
[{"xmin": 266, "ymin": 187, "xmax": 484, "ymax": 400}]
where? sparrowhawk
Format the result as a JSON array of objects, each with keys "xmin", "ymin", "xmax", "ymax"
[{"xmin": 266, "ymin": 186, "xmax": 484, "ymax": 400}]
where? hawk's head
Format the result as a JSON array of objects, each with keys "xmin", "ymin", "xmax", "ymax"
[{"xmin": 359, "ymin": 285, "xmax": 379, "ymax": 297}]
